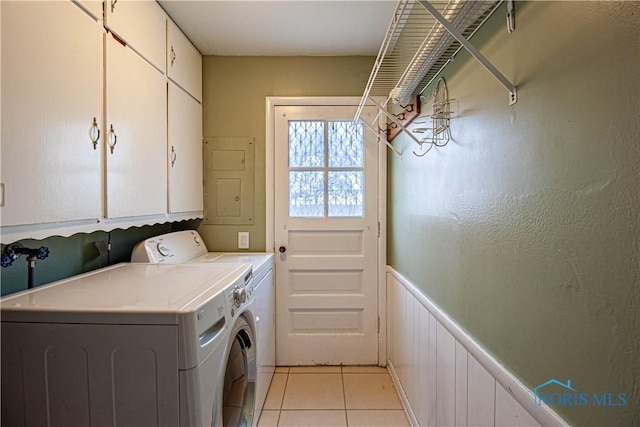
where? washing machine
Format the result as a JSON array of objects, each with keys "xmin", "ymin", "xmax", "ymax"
[
  {"xmin": 0, "ymin": 262, "xmax": 255, "ymax": 427},
  {"xmin": 131, "ymin": 230, "xmax": 275, "ymax": 425}
]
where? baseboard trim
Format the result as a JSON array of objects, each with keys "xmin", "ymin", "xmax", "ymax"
[{"xmin": 387, "ymin": 359, "xmax": 419, "ymax": 427}]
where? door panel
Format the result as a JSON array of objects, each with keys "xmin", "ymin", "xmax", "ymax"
[
  {"xmin": 105, "ymin": 36, "xmax": 167, "ymax": 218},
  {"xmin": 0, "ymin": 1, "xmax": 102, "ymax": 226},
  {"xmin": 274, "ymin": 105, "xmax": 379, "ymax": 365},
  {"xmin": 168, "ymin": 83, "xmax": 203, "ymax": 214},
  {"xmin": 104, "ymin": 0, "xmax": 166, "ymax": 72},
  {"xmin": 167, "ymin": 19, "xmax": 202, "ymax": 101}
]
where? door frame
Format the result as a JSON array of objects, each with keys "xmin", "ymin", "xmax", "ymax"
[{"xmin": 265, "ymin": 96, "xmax": 387, "ymax": 365}]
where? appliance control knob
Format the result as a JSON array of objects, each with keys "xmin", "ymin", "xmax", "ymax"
[
  {"xmin": 157, "ymin": 243, "xmax": 170, "ymax": 256},
  {"xmin": 233, "ymin": 287, "xmax": 247, "ymax": 307}
]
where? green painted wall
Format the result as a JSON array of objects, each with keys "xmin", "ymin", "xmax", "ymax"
[
  {"xmin": 388, "ymin": 2, "xmax": 639, "ymax": 425},
  {"xmin": 199, "ymin": 56, "xmax": 374, "ymax": 251}
]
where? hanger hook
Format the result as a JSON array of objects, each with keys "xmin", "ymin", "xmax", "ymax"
[{"xmin": 413, "ymin": 141, "xmax": 434, "ymax": 157}]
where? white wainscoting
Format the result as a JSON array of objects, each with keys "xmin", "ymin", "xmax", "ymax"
[{"xmin": 386, "ymin": 267, "xmax": 568, "ymax": 427}]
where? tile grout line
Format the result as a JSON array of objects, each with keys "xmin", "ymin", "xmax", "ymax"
[
  {"xmin": 342, "ymin": 366, "xmax": 349, "ymax": 426},
  {"xmin": 276, "ymin": 371, "xmax": 289, "ymax": 426},
  {"xmin": 263, "ymin": 367, "xmax": 409, "ymax": 427}
]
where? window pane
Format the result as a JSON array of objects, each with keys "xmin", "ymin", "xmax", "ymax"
[
  {"xmin": 289, "ymin": 171, "xmax": 324, "ymax": 217},
  {"xmin": 328, "ymin": 171, "xmax": 363, "ymax": 217},
  {"xmin": 289, "ymin": 121, "xmax": 324, "ymax": 167},
  {"xmin": 328, "ymin": 121, "xmax": 363, "ymax": 168}
]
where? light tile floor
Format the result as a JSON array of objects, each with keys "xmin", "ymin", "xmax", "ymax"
[{"xmin": 257, "ymin": 366, "xmax": 410, "ymax": 427}]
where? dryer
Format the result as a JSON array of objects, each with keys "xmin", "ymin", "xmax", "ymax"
[
  {"xmin": 0, "ymin": 262, "xmax": 255, "ymax": 427},
  {"xmin": 131, "ymin": 230, "xmax": 275, "ymax": 425}
]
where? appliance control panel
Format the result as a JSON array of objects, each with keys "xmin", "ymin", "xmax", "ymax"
[
  {"xmin": 156, "ymin": 243, "xmax": 170, "ymax": 257},
  {"xmin": 131, "ymin": 230, "xmax": 208, "ymax": 263},
  {"xmin": 229, "ymin": 269, "xmax": 254, "ymax": 313}
]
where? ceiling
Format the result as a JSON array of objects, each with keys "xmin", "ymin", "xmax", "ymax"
[{"xmin": 158, "ymin": 1, "xmax": 398, "ymax": 56}]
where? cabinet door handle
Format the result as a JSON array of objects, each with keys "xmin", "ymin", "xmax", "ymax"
[
  {"xmin": 89, "ymin": 117, "xmax": 100, "ymax": 150},
  {"xmin": 107, "ymin": 124, "xmax": 117, "ymax": 154},
  {"xmin": 111, "ymin": 0, "xmax": 117, "ymax": 13},
  {"xmin": 171, "ymin": 146, "xmax": 177, "ymax": 167},
  {"xmin": 170, "ymin": 46, "xmax": 176, "ymax": 67}
]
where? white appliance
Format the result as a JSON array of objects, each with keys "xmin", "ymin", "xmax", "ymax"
[
  {"xmin": 131, "ymin": 230, "xmax": 275, "ymax": 425},
  {"xmin": 0, "ymin": 262, "xmax": 256, "ymax": 427}
]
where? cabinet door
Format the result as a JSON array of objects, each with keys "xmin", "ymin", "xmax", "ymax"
[
  {"xmin": 105, "ymin": 35, "xmax": 167, "ymax": 219},
  {"xmin": 76, "ymin": 0, "xmax": 103, "ymax": 20},
  {"xmin": 0, "ymin": 1, "xmax": 102, "ymax": 227},
  {"xmin": 104, "ymin": 0, "xmax": 166, "ymax": 72},
  {"xmin": 168, "ymin": 84, "xmax": 203, "ymax": 213},
  {"xmin": 167, "ymin": 20, "xmax": 202, "ymax": 101}
]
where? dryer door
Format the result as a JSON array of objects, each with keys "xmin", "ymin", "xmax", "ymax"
[{"xmin": 222, "ymin": 316, "xmax": 256, "ymax": 427}]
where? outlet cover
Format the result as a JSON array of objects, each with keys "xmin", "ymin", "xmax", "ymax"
[{"xmin": 238, "ymin": 232, "xmax": 249, "ymax": 249}]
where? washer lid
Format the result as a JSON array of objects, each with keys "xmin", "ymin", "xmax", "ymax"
[{"xmin": 1, "ymin": 263, "xmax": 251, "ymax": 320}]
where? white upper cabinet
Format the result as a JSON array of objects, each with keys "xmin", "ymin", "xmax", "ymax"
[
  {"xmin": 167, "ymin": 19, "xmax": 202, "ymax": 101},
  {"xmin": 168, "ymin": 83, "xmax": 203, "ymax": 214},
  {"xmin": 0, "ymin": 1, "xmax": 103, "ymax": 227},
  {"xmin": 105, "ymin": 35, "xmax": 167, "ymax": 219},
  {"xmin": 104, "ymin": 0, "xmax": 166, "ymax": 72},
  {"xmin": 0, "ymin": 0, "xmax": 203, "ymax": 241},
  {"xmin": 75, "ymin": 0, "xmax": 103, "ymax": 20}
]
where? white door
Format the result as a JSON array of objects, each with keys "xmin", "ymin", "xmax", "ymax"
[
  {"xmin": 104, "ymin": 0, "xmax": 167, "ymax": 72},
  {"xmin": 0, "ymin": 1, "xmax": 102, "ymax": 227},
  {"xmin": 274, "ymin": 105, "xmax": 379, "ymax": 365},
  {"xmin": 75, "ymin": 0, "xmax": 103, "ymax": 20},
  {"xmin": 168, "ymin": 82, "xmax": 203, "ymax": 214},
  {"xmin": 105, "ymin": 36, "xmax": 167, "ymax": 219},
  {"xmin": 167, "ymin": 19, "xmax": 203, "ymax": 102}
]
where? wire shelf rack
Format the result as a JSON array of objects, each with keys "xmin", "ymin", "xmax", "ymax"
[{"xmin": 355, "ymin": 0, "xmax": 517, "ymax": 157}]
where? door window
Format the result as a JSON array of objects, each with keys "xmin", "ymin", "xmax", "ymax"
[{"xmin": 287, "ymin": 120, "xmax": 364, "ymax": 218}]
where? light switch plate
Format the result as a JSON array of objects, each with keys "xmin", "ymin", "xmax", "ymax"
[{"xmin": 238, "ymin": 232, "xmax": 249, "ymax": 249}]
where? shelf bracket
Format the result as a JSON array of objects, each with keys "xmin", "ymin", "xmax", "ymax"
[
  {"xmin": 368, "ymin": 96, "xmax": 427, "ymax": 152},
  {"xmin": 387, "ymin": 96, "xmax": 421, "ymax": 141},
  {"xmin": 417, "ymin": 0, "xmax": 517, "ymax": 105},
  {"xmin": 360, "ymin": 118, "xmax": 402, "ymax": 158}
]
